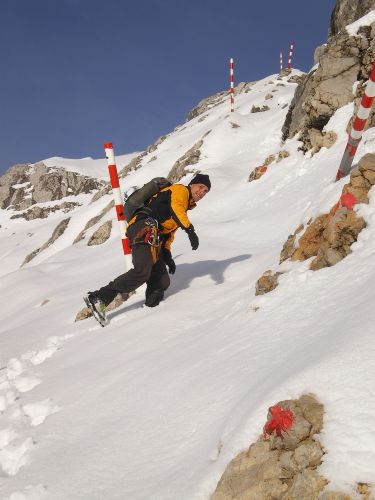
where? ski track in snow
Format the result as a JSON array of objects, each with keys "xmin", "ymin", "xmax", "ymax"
[{"xmin": 0, "ymin": 334, "xmax": 73, "ymax": 499}]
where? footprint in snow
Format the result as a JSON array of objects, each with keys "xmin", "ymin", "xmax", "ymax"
[
  {"xmin": 0, "ymin": 334, "xmax": 73, "ymax": 478},
  {"xmin": 22, "ymin": 347, "xmax": 58, "ymax": 366},
  {"xmin": 0, "ymin": 388, "xmax": 16, "ymax": 413},
  {"xmin": 21, "ymin": 334, "xmax": 74, "ymax": 366},
  {"xmin": 0, "ymin": 428, "xmax": 18, "ymax": 449},
  {"xmin": 4, "ymin": 483, "xmax": 47, "ymax": 500},
  {"xmin": 0, "ymin": 437, "xmax": 34, "ymax": 476},
  {"xmin": 6, "ymin": 359, "xmax": 25, "ymax": 380},
  {"xmin": 13, "ymin": 376, "xmax": 41, "ymax": 394},
  {"xmin": 22, "ymin": 399, "xmax": 60, "ymax": 427}
]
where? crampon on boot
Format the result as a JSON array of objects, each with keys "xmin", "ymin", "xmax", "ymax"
[{"xmin": 84, "ymin": 293, "xmax": 108, "ymax": 327}]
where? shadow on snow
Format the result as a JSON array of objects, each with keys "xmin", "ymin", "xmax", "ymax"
[{"xmin": 108, "ymin": 253, "xmax": 251, "ymax": 318}]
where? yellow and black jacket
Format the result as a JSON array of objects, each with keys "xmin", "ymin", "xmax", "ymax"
[{"xmin": 129, "ymin": 184, "xmax": 196, "ymax": 250}]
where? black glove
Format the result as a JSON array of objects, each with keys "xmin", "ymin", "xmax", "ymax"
[
  {"xmin": 163, "ymin": 248, "xmax": 176, "ymax": 274},
  {"xmin": 186, "ymin": 225, "xmax": 199, "ymax": 250}
]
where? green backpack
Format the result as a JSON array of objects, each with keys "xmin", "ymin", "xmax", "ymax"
[{"xmin": 123, "ymin": 177, "xmax": 171, "ymax": 222}]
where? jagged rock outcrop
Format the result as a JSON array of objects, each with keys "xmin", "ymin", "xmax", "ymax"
[
  {"xmin": 248, "ymin": 166, "xmax": 268, "ymax": 182},
  {"xmin": 248, "ymin": 151, "xmax": 291, "ymax": 182},
  {"xmin": 0, "ymin": 162, "xmax": 105, "ymax": 211},
  {"xmin": 290, "ymin": 153, "xmax": 375, "ymax": 269},
  {"xmin": 167, "ymin": 134, "xmax": 210, "ymax": 182},
  {"xmin": 186, "ymin": 82, "xmax": 254, "ymax": 122},
  {"xmin": 22, "ymin": 218, "xmax": 70, "ymax": 266},
  {"xmin": 310, "ymin": 208, "xmax": 366, "ymax": 270},
  {"xmin": 256, "ymin": 153, "xmax": 375, "ymax": 294},
  {"xmin": 308, "ymin": 130, "xmax": 338, "ymax": 153},
  {"xmin": 282, "ymin": 0, "xmax": 375, "ymax": 152},
  {"xmin": 280, "ymin": 217, "xmax": 330, "ymax": 264},
  {"xmin": 10, "ymin": 202, "xmax": 80, "ymax": 220},
  {"xmin": 287, "ymin": 74, "xmax": 305, "ymax": 85},
  {"xmin": 118, "ymin": 152, "xmax": 148, "ymax": 178},
  {"xmin": 277, "ymin": 150, "xmax": 290, "ymax": 162},
  {"xmin": 212, "ymin": 394, "xmax": 327, "ymax": 499},
  {"xmin": 279, "ymin": 68, "xmax": 292, "ymax": 78},
  {"xmin": 0, "ymin": 164, "xmax": 30, "ymax": 210},
  {"xmin": 329, "ymin": 0, "xmax": 375, "ymax": 37},
  {"xmin": 212, "ymin": 394, "xmax": 372, "ymax": 498},
  {"xmin": 187, "ymin": 90, "xmax": 227, "ymax": 122},
  {"xmin": 255, "ymin": 270, "xmax": 283, "ymax": 295},
  {"xmin": 87, "ymin": 220, "xmax": 112, "ymax": 246},
  {"xmin": 251, "ymin": 105, "xmax": 270, "ymax": 113},
  {"xmin": 146, "ymin": 134, "xmax": 167, "ymax": 154},
  {"xmin": 73, "ymin": 200, "xmax": 114, "ymax": 243}
]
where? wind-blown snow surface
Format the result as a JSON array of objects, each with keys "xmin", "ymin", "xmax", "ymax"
[{"xmin": 1, "ymin": 70, "xmax": 375, "ymax": 499}]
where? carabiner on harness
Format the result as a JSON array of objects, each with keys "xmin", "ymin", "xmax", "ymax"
[{"xmin": 144, "ymin": 217, "xmax": 160, "ymax": 247}]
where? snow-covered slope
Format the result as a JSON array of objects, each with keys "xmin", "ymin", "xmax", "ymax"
[
  {"xmin": 1, "ymin": 70, "xmax": 375, "ymax": 499},
  {"xmin": 43, "ymin": 151, "xmax": 140, "ymax": 181}
]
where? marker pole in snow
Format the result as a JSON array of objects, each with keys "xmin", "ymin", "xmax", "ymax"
[
  {"xmin": 287, "ymin": 41, "xmax": 295, "ymax": 70},
  {"xmin": 280, "ymin": 49, "xmax": 283, "ymax": 72},
  {"xmin": 103, "ymin": 142, "xmax": 132, "ymax": 270},
  {"xmin": 230, "ymin": 58, "xmax": 234, "ymax": 113},
  {"xmin": 335, "ymin": 60, "xmax": 375, "ymax": 181}
]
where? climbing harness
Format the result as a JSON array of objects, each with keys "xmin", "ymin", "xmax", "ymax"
[
  {"xmin": 144, "ymin": 217, "xmax": 160, "ymax": 247},
  {"xmin": 131, "ymin": 217, "xmax": 160, "ymax": 247}
]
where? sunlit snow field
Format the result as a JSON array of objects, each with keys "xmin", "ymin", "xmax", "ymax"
[{"xmin": 1, "ymin": 68, "xmax": 375, "ymax": 499}]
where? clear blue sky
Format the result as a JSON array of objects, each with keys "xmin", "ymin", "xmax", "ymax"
[{"xmin": 0, "ymin": 0, "xmax": 336, "ymax": 175}]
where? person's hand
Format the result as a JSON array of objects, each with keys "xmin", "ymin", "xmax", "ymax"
[
  {"xmin": 186, "ymin": 225, "xmax": 199, "ymax": 250},
  {"xmin": 163, "ymin": 248, "xmax": 176, "ymax": 274}
]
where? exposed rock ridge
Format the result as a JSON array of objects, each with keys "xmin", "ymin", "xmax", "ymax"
[
  {"xmin": 248, "ymin": 151, "xmax": 291, "ymax": 182},
  {"xmin": 10, "ymin": 202, "xmax": 81, "ymax": 220},
  {"xmin": 167, "ymin": 133, "xmax": 211, "ymax": 183},
  {"xmin": 73, "ymin": 200, "xmax": 114, "ymax": 244},
  {"xmin": 186, "ymin": 82, "xmax": 254, "ymax": 122},
  {"xmin": 255, "ymin": 153, "xmax": 375, "ymax": 295},
  {"xmin": 282, "ymin": 0, "xmax": 375, "ymax": 152},
  {"xmin": 87, "ymin": 220, "xmax": 112, "ymax": 246},
  {"xmin": 0, "ymin": 162, "xmax": 105, "ymax": 211},
  {"xmin": 212, "ymin": 394, "xmax": 372, "ymax": 499},
  {"xmin": 22, "ymin": 218, "xmax": 70, "ymax": 266},
  {"xmin": 212, "ymin": 395, "xmax": 326, "ymax": 500},
  {"xmin": 329, "ymin": 0, "xmax": 375, "ymax": 38}
]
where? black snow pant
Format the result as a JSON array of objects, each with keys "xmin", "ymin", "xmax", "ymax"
[{"xmin": 93, "ymin": 219, "xmax": 170, "ymax": 307}]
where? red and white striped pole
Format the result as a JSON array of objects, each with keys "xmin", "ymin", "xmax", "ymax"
[
  {"xmin": 103, "ymin": 142, "xmax": 132, "ymax": 270},
  {"xmin": 280, "ymin": 49, "xmax": 283, "ymax": 72},
  {"xmin": 230, "ymin": 58, "xmax": 234, "ymax": 113},
  {"xmin": 336, "ymin": 60, "xmax": 375, "ymax": 181},
  {"xmin": 287, "ymin": 41, "xmax": 295, "ymax": 70}
]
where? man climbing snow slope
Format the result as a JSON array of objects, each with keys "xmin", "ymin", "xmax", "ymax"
[{"xmin": 84, "ymin": 173, "xmax": 211, "ymax": 325}]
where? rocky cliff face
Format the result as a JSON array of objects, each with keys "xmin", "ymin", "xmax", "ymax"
[
  {"xmin": 282, "ymin": 0, "xmax": 375, "ymax": 152},
  {"xmin": 329, "ymin": 0, "xmax": 375, "ymax": 37},
  {"xmin": 186, "ymin": 82, "xmax": 254, "ymax": 122},
  {"xmin": 255, "ymin": 152, "xmax": 375, "ymax": 295},
  {"xmin": 0, "ymin": 162, "xmax": 106, "ymax": 212}
]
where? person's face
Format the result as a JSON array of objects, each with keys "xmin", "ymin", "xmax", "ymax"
[{"xmin": 190, "ymin": 183, "xmax": 209, "ymax": 202}]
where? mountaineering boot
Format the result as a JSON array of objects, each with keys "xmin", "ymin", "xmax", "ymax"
[
  {"xmin": 145, "ymin": 289, "xmax": 164, "ymax": 308},
  {"xmin": 84, "ymin": 292, "xmax": 108, "ymax": 327}
]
